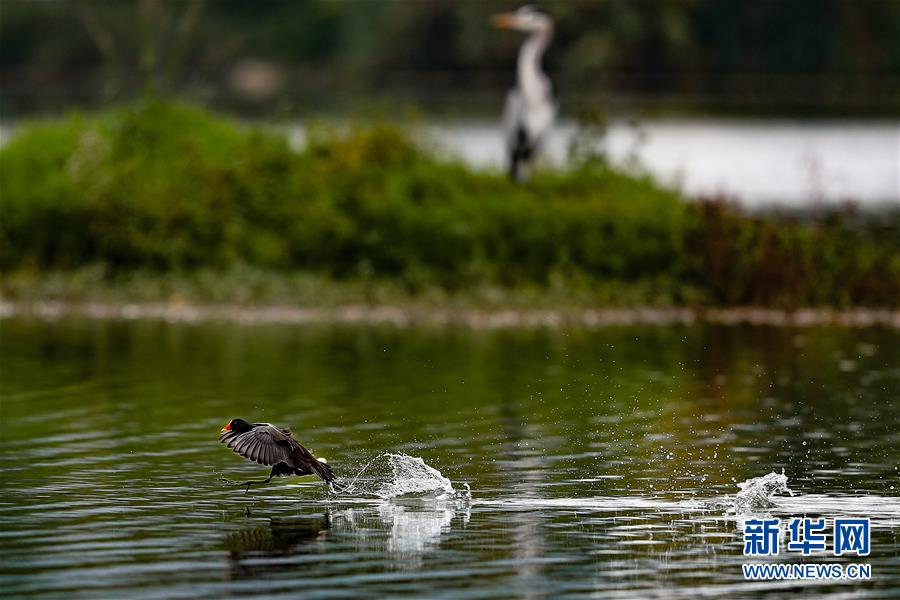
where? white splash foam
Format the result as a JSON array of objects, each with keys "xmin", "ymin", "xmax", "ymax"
[
  {"xmin": 376, "ymin": 454, "xmax": 456, "ymax": 499},
  {"xmin": 733, "ymin": 471, "xmax": 793, "ymax": 513},
  {"xmin": 334, "ymin": 453, "xmax": 471, "ymax": 502}
]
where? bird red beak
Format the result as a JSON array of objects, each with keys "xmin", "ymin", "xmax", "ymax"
[
  {"xmin": 491, "ymin": 13, "xmax": 517, "ymax": 29},
  {"xmin": 222, "ymin": 422, "xmax": 231, "ymax": 432}
]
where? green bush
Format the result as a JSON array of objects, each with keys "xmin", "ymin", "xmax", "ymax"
[
  {"xmin": 687, "ymin": 201, "xmax": 900, "ymax": 306},
  {"xmin": 1, "ymin": 100, "xmax": 897, "ymax": 307}
]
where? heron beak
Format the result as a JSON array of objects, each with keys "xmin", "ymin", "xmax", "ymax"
[{"xmin": 491, "ymin": 13, "xmax": 517, "ymax": 29}]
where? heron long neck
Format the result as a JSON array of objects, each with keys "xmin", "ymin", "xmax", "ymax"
[{"xmin": 517, "ymin": 27, "xmax": 551, "ymax": 101}]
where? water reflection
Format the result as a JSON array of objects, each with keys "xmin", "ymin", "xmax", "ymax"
[
  {"xmin": 378, "ymin": 502, "xmax": 458, "ymax": 563},
  {"xmin": 223, "ymin": 500, "xmax": 470, "ymax": 578},
  {"xmin": 332, "ymin": 500, "xmax": 468, "ymax": 569},
  {"xmin": 224, "ymin": 514, "xmax": 330, "ymax": 580}
]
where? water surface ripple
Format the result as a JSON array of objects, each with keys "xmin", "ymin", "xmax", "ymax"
[{"xmin": 1, "ymin": 319, "xmax": 898, "ymax": 598}]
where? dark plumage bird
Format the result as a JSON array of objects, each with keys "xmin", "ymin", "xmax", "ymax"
[{"xmin": 220, "ymin": 418, "xmax": 337, "ymax": 491}]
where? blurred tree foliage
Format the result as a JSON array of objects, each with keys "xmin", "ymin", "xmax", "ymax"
[
  {"xmin": 1, "ymin": 0, "xmax": 898, "ymax": 115},
  {"xmin": 2, "ymin": 100, "xmax": 898, "ymax": 307}
]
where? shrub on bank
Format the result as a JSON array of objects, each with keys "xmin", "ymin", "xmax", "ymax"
[
  {"xmin": 688, "ymin": 201, "xmax": 900, "ymax": 306},
  {"xmin": 0, "ymin": 100, "xmax": 897, "ymax": 307}
]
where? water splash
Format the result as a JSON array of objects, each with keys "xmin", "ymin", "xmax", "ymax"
[
  {"xmin": 334, "ymin": 453, "xmax": 471, "ymax": 502},
  {"xmin": 733, "ymin": 471, "xmax": 793, "ymax": 513},
  {"xmin": 377, "ymin": 454, "xmax": 453, "ymax": 499}
]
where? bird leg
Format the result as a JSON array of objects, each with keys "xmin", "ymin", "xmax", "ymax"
[
  {"xmin": 237, "ymin": 476, "xmax": 273, "ymax": 492},
  {"xmin": 221, "ymin": 467, "xmax": 279, "ymax": 492}
]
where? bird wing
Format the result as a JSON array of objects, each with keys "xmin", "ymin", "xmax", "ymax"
[
  {"xmin": 219, "ymin": 424, "xmax": 337, "ymax": 482},
  {"xmin": 219, "ymin": 423, "xmax": 294, "ymax": 467},
  {"xmin": 503, "ymin": 88, "xmax": 555, "ymax": 151},
  {"xmin": 523, "ymin": 92, "xmax": 555, "ymax": 147},
  {"xmin": 502, "ymin": 89, "xmax": 525, "ymax": 150}
]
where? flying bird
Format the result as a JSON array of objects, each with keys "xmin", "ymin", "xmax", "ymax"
[
  {"xmin": 220, "ymin": 418, "xmax": 337, "ymax": 491},
  {"xmin": 492, "ymin": 5, "xmax": 556, "ymax": 181}
]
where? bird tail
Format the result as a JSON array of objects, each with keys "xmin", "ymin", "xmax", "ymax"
[{"xmin": 311, "ymin": 457, "xmax": 337, "ymax": 483}]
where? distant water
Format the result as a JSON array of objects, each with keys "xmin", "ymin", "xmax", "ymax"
[
  {"xmin": 2, "ymin": 319, "xmax": 899, "ymax": 597},
  {"xmin": 422, "ymin": 119, "xmax": 900, "ymax": 208}
]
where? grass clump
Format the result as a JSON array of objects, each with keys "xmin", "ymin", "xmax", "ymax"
[{"xmin": 1, "ymin": 99, "xmax": 897, "ymax": 308}]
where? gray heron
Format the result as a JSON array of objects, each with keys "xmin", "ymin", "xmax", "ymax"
[{"xmin": 492, "ymin": 5, "xmax": 556, "ymax": 181}]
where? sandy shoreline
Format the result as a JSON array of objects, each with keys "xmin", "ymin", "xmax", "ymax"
[{"xmin": 1, "ymin": 300, "xmax": 898, "ymax": 329}]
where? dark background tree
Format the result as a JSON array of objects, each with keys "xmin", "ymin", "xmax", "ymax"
[{"xmin": 1, "ymin": 0, "xmax": 898, "ymax": 116}]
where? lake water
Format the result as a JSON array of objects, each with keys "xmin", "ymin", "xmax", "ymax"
[
  {"xmin": 424, "ymin": 120, "xmax": 900, "ymax": 208},
  {"xmin": 1, "ymin": 318, "xmax": 899, "ymax": 597},
  {"xmin": 311, "ymin": 119, "xmax": 899, "ymax": 208}
]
